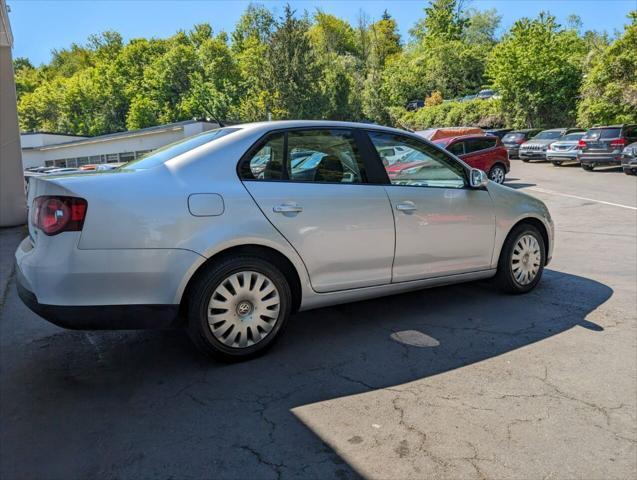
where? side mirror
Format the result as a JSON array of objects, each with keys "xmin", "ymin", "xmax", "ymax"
[{"xmin": 469, "ymin": 168, "xmax": 489, "ymax": 188}]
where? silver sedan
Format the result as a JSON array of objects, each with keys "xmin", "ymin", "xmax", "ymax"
[{"xmin": 16, "ymin": 121, "xmax": 554, "ymax": 361}]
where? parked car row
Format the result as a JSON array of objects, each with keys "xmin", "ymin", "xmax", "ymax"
[{"xmin": 500, "ymin": 124, "xmax": 637, "ymax": 175}]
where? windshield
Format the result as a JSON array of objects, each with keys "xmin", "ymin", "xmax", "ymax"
[
  {"xmin": 562, "ymin": 132, "xmax": 585, "ymax": 141},
  {"xmin": 584, "ymin": 128, "xmax": 621, "ymax": 140},
  {"xmin": 502, "ymin": 133, "xmax": 524, "ymax": 142},
  {"xmin": 121, "ymin": 127, "xmax": 239, "ymax": 170},
  {"xmin": 533, "ymin": 131, "xmax": 562, "ymax": 140}
]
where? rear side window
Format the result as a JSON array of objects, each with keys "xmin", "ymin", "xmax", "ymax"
[
  {"xmin": 240, "ymin": 133, "xmax": 285, "ymax": 180},
  {"xmin": 562, "ymin": 133, "xmax": 585, "ymax": 141},
  {"xmin": 584, "ymin": 128, "xmax": 621, "ymax": 140},
  {"xmin": 121, "ymin": 128, "xmax": 239, "ymax": 170},
  {"xmin": 239, "ymin": 129, "xmax": 366, "ymax": 184}
]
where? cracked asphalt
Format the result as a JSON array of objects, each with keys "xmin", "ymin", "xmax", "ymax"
[{"xmin": 1, "ymin": 161, "xmax": 636, "ymax": 479}]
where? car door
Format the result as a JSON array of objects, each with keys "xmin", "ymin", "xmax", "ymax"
[
  {"xmin": 239, "ymin": 128, "xmax": 395, "ymax": 293},
  {"xmin": 366, "ymin": 131, "xmax": 496, "ymax": 283}
]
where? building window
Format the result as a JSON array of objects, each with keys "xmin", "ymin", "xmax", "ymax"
[
  {"xmin": 105, "ymin": 153, "xmax": 119, "ymax": 163},
  {"xmin": 89, "ymin": 155, "xmax": 102, "ymax": 164},
  {"xmin": 45, "ymin": 160, "xmax": 55, "ymax": 167},
  {"xmin": 135, "ymin": 150, "xmax": 151, "ymax": 158},
  {"xmin": 119, "ymin": 152, "xmax": 135, "ymax": 163}
]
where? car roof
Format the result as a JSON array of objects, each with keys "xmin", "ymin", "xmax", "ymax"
[
  {"xmin": 508, "ymin": 129, "xmax": 540, "ymax": 133},
  {"xmin": 434, "ymin": 134, "xmax": 495, "ymax": 144},
  {"xmin": 237, "ymin": 120, "xmax": 411, "ymax": 136}
]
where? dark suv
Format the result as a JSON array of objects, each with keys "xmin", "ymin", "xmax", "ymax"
[
  {"xmin": 577, "ymin": 125, "xmax": 637, "ymax": 171},
  {"xmin": 501, "ymin": 129, "xmax": 541, "ymax": 159}
]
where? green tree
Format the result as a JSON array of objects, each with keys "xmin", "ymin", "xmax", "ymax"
[
  {"xmin": 487, "ymin": 13, "xmax": 585, "ymax": 127},
  {"xmin": 463, "ymin": 8, "xmax": 501, "ymax": 45},
  {"xmin": 410, "ymin": 0, "xmax": 468, "ymax": 42},
  {"xmin": 261, "ymin": 5, "xmax": 321, "ymax": 119},
  {"xmin": 578, "ymin": 12, "xmax": 637, "ymax": 125}
]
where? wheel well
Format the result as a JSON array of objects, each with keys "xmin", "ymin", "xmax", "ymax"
[
  {"xmin": 179, "ymin": 244, "xmax": 303, "ymax": 320},
  {"xmin": 510, "ymin": 218, "xmax": 550, "ymax": 264},
  {"xmin": 491, "ymin": 162, "xmax": 506, "ymax": 171}
]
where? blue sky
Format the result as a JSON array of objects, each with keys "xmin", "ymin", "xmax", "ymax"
[{"xmin": 8, "ymin": 0, "xmax": 636, "ymax": 65}]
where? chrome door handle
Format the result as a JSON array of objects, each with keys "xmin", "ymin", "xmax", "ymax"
[
  {"xmin": 273, "ymin": 203, "xmax": 303, "ymax": 213},
  {"xmin": 396, "ymin": 201, "xmax": 417, "ymax": 212}
]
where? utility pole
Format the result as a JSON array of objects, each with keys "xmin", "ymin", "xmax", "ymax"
[{"xmin": 0, "ymin": 0, "xmax": 26, "ymax": 227}]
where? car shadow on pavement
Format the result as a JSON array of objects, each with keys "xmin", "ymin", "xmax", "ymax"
[{"xmin": 1, "ymin": 269, "xmax": 611, "ymax": 479}]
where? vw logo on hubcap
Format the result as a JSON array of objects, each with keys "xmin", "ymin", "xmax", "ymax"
[{"xmin": 236, "ymin": 301, "xmax": 253, "ymax": 317}]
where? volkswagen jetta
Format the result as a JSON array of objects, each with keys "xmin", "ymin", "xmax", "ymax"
[{"xmin": 16, "ymin": 121, "xmax": 554, "ymax": 361}]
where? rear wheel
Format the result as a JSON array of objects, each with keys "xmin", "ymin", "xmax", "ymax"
[
  {"xmin": 186, "ymin": 256, "xmax": 292, "ymax": 361},
  {"xmin": 551, "ymin": 161, "xmax": 563, "ymax": 167},
  {"xmin": 624, "ymin": 168, "xmax": 636, "ymax": 176},
  {"xmin": 581, "ymin": 163, "xmax": 595, "ymax": 171},
  {"xmin": 488, "ymin": 164, "xmax": 506, "ymax": 184},
  {"xmin": 494, "ymin": 224, "xmax": 545, "ymax": 294}
]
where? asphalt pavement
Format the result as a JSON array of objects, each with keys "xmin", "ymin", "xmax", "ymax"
[{"xmin": 1, "ymin": 161, "xmax": 636, "ymax": 479}]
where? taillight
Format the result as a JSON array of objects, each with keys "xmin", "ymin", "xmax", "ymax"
[
  {"xmin": 32, "ymin": 196, "xmax": 87, "ymax": 236},
  {"xmin": 610, "ymin": 138, "xmax": 627, "ymax": 148},
  {"xmin": 578, "ymin": 139, "xmax": 587, "ymax": 148}
]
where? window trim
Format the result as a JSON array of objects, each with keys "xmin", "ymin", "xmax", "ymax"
[
  {"xmin": 364, "ymin": 129, "xmax": 471, "ymax": 190},
  {"xmin": 237, "ymin": 126, "xmax": 380, "ymax": 186}
]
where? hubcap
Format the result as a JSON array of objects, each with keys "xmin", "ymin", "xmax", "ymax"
[
  {"xmin": 490, "ymin": 166, "xmax": 505, "ymax": 184},
  {"xmin": 511, "ymin": 234, "xmax": 541, "ymax": 285},
  {"xmin": 207, "ymin": 271, "xmax": 280, "ymax": 349}
]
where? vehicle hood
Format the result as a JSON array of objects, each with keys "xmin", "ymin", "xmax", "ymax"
[{"xmin": 521, "ymin": 139, "xmax": 556, "ymax": 147}]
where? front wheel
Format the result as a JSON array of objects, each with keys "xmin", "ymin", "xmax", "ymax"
[
  {"xmin": 488, "ymin": 164, "xmax": 506, "ymax": 184},
  {"xmin": 521, "ymin": 158, "xmax": 530, "ymax": 163},
  {"xmin": 581, "ymin": 163, "xmax": 595, "ymax": 171},
  {"xmin": 624, "ymin": 168, "xmax": 636, "ymax": 176},
  {"xmin": 551, "ymin": 161, "xmax": 563, "ymax": 167},
  {"xmin": 494, "ymin": 224, "xmax": 546, "ymax": 294},
  {"xmin": 186, "ymin": 256, "xmax": 292, "ymax": 361}
]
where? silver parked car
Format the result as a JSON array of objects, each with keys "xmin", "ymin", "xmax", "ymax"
[
  {"xmin": 546, "ymin": 132, "xmax": 586, "ymax": 166},
  {"xmin": 519, "ymin": 128, "xmax": 585, "ymax": 162},
  {"xmin": 16, "ymin": 121, "xmax": 554, "ymax": 361}
]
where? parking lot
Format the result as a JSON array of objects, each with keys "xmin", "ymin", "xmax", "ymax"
[{"xmin": 1, "ymin": 161, "xmax": 635, "ymax": 479}]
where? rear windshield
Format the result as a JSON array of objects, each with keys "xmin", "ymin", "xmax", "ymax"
[
  {"xmin": 534, "ymin": 131, "xmax": 563, "ymax": 140},
  {"xmin": 121, "ymin": 127, "xmax": 240, "ymax": 170},
  {"xmin": 562, "ymin": 132, "xmax": 585, "ymax": 141},
  {"xmin": 584, "ymin": 128, "xmax": 621, "ymax": 140},
  {"xmin": 502, "ymin": 133, "xmax": 524, "ymax": 142}
]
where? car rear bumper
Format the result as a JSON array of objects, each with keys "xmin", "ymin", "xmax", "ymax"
[
  {"xmin": 578, "ymin": 153, "xmax": 623, "ymax": 165},
  {"xmin": 519, "ymin": 151, "xmax": 546, "ymax": 160},
  {"xmin": 621, "ymin": 155, "xmax": 636, "ymax": 168},
  {"xmin": 16, "ymin": 271, "xmax": 180, "ymax": 329},
  {"xmin": 504, "ymin": 146, "xmax": 520, "ymax": 157},
  {"xmin": 547, "ymin": 151, "xmax": 578, "ymax": 161}
]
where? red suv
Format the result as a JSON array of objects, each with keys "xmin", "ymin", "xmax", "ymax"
[{"xmin": 433, "ymin": 135, "xmax": 510, "ymax": 184}]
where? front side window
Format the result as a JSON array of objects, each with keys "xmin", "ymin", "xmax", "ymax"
[
  {"xmin": 447, "ymin": 141, "xmax": 465, "ymax": 156},
  {"xmin": 369, "ymin": 132, "xmax": 466, "ymax": 189}
]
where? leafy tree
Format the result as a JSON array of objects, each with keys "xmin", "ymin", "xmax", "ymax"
[
  {"xmin": 487, "ymin": 13, "xmax": 585, "ymax": 127},
  {"xmin": 463, "ymin": 8, "xmax": 501, "ymax": 45},
  {"xmin": 231, "ymin": 3, "xmax": 275, "ymax": 53},
  {"xmin": 308, "ymin": 11, "xmax": 358, "ymax": 56},
  {"xmin": 261, "ymin": 5, "xmax": 321, "ymax": 119},
  {"xmin": 578, "ymin": 12, "xmax": 637, "ymax": 125},
  {"xmin": 410, "ymin": 0, "xmax": 468, "ymax": 42}
]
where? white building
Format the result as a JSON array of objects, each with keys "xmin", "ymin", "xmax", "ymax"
[{"xmin": 21, "ymin": 120, "xmax": 220, "ymax": 169}]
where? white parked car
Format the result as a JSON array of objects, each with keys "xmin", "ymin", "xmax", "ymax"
[{"xmin": 17, "ymin": 121, "xmax": 554, "ymax": 361}]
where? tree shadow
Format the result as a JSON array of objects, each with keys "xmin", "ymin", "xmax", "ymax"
[{"xmin": 2, "ymin": 269, "xmax": 611, "ymax": 479}]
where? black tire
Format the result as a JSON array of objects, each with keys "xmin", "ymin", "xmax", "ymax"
[
  {"xmin": 551, "ymin": 161, "xmax": 563, "ymax": 166},
  {"xmin": 186, "ymin": 255, "xmax": 292, "ymax": 362},
  {"xmin": 581, "ymin": 163, "xmax": 595, "ymax": 171},
  {"xmin": 521, "ymin": 158, "xmax": 530, "ymax": 163},
  {"xmin": 488, "ymin": 164, "xmax": 506, "ymax": 184},
  {"xmin": 623, "ymin": 168, "xmax": 636, "ymax": 176},
  {"xmin": 494, "ymin": 224, "xmax": 546, "ymax": 294}
]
